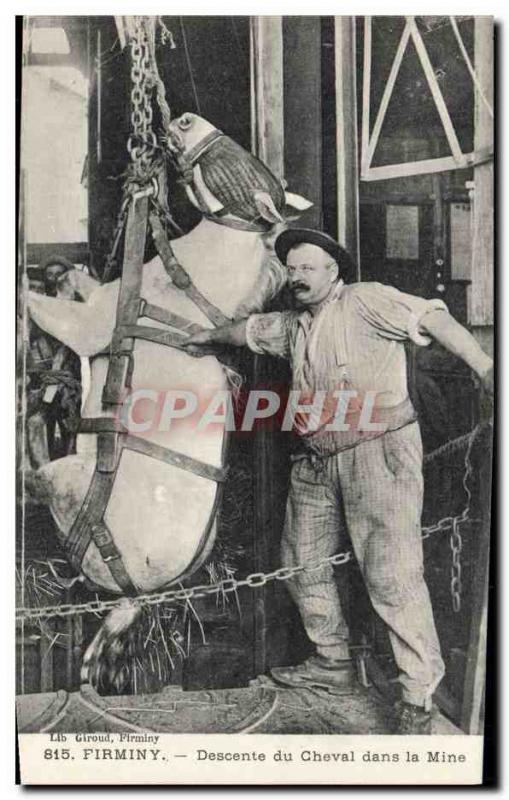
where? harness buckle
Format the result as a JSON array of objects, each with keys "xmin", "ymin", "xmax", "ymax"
[
  {"xmin": 170, "ymin": 261, "xmax": 192, "ymax": 290},
  {"xmin": 102, "ymin": 350, "xmax": 135, "ymax": 405}
]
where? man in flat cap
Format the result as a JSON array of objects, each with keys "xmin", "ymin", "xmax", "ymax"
[{"xmin": 184, "ymin": 228, "xmax": 493, "ymax": 734}]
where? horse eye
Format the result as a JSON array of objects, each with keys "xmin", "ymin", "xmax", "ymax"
[{"xmin": 178, "ymin": 114, "xmax": 193, "ymax": 130}]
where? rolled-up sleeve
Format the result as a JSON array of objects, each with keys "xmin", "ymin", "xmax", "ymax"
[
  {"xmin": 245, "ymin": 311, "xmax": 293, "ymax": 359},
  {"xmin": 351, "ymin": 282, "xmax": 448, "ymax": 346}
]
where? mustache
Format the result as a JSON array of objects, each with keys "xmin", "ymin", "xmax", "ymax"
[{"xmin": 290, "ymin": 281, "xmax": 309, "ymax": 292}]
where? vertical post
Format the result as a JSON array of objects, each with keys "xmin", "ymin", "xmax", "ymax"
[
  {"xmin": 249, "ymin": 16, "xmax": 284, "ymax": 676},
  {"xmin": 39, "ymin": 625, "xmax": 54, "ymax": 693},
  {"xmin": 250, "ymin": 17, "xmax": 284, "ymax": 177},
  {"xmin": 360, "ymin": 17, "xmax": 372, "ymax": 179},
  {"xmin": 469, "ymin": 17, "xmax": 494, "ymax": 355},
  {"xmin": 96, "ymin": 28, "xmax": 102, "ymax": 165},
  {"xmin": 335, "ymin": 16, "xmax": 360, "ymax": 273},
  {"xmin": 461, "ymin": 443, "xmax": 492, "ymax": 733},
  {"xmin": 460, "ymin": 23, "xmax": 494, "ymax": 728},
  {"xmin": 432, "ymin": 173, "xmax": 445, "ymax": 291},
  {"xmin": 282, "ymin": 17, "xmax": 322, "ymax": 229}
]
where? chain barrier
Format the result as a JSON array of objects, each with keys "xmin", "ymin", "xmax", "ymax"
[
  {"xmin": 16, "ymin": 503, "xmax": 471, "ymax": 624},
  {"xmin": 450, "ymin": 517, "xmax": 463, "ymax": 613},
  {"xmin": 16, "ymin": 551, "xmax": 353, "ymax": 623},
  {"xmin": 16, "ymin": 414, "xmax": 486, "ymax": 624},
  {"xmin": 423, "ymin": 428, "xmax": 476, "ymax": 466}
]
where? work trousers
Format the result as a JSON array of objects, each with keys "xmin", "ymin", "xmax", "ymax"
[{"xmin": 281, "ymin": 421, "xmax": 445, "ymax": 709}]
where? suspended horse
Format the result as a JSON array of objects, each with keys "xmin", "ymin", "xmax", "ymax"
[{"xmin": 27, "ymin": 105, "xmax": 311, "ymax": 686}]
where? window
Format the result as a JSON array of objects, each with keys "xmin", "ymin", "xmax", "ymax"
[
  {"xmin": 21, "ymin": 64, "xmax": 88, "ymax": 244},
  {"xmin": 30, "ymin": 27, "xmax": 70, "ymax": 55}
]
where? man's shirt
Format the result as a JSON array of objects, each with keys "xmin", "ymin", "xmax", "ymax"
[{"xmin": 245, "ymin": 281, "xmax": 447, "ymax": 442}]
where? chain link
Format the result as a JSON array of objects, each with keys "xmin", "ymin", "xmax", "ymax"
[
  {"xmin": 17, "ymin": 519, "xmax": 466, "ymax": 625},
  {"xmin": 17, "ymin": 550, "xmax": 354, "ymax": 623},
  {"xmin": 127, "ymin": 19, "xmax": 157, "ymax": 171},
  {"xmin": 450, "ymin": 516, "xmax": 463, "ymax": 612},
  {"xmin": 16, "ymin": 425, "xmax": 485, "ymax": 623},
  {"xmin": 102, "ymin": 17, "xmax": 177, "ymax": 281}
]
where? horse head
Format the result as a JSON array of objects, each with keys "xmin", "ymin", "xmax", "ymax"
[
  {"xmin": 165, "ymin": 112, "xmax": 313, "ymax": 315},
  {"xmin": 166, "ymin": 112, "xmax": 311, "ymax": 225}
]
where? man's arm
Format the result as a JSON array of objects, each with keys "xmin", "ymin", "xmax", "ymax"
[
  {"xmin": 420, "ymin": 309, "xmax": 493, "ymax": 393},
  {"xmin": 182, "ymin": 320, "xmax": 248, "ymax": 356}
]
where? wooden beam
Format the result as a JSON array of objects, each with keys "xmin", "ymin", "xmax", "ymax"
[
  {"xmin": 335, "ymin": 16, "xmax": 360, "ymax": 274},
  {"xmin": 250, "ymin": 16, "xmax": 284, "ymax": 178},
  {"xmin": 460, "ymin": 434, "xmax": 492, "ymax": 733},
  {"xmin": 360, "ymin": 17, "xmax": 372, "ymax": 177},
  {"xmin": 39, "ymin": 625, "xmax": 54, "ymax": 693},
  {"xmin": 360, "ymin": 16, "xmax": 475, "ymax": 183},
  {"xmin": 249, "ymin": 15, "xmax": 284, "ymax": 678},
  {"xmin": 283, "ymin": 17, "xmax": 322, "ymax": 229},
  {"xmin": 408, "ymin": 17, "xmax": 467, "ymax": 166},
  {"xmin": 365, "ymin": 21, "xmax": 411, "ymax": 171},
  {"xmin": 469, "ymin": 17, "xmax": 494, "ymax": 329},
  {"xmin": 362, "ymin": 155, "xmax": 471, "ymax": 182},
  {"xmin": 26, "ymin": 242, "xmax": 90, "ymax": 267}
]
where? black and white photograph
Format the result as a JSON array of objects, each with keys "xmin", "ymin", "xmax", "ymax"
[{"xmin": 15, "ymin": 13, "xmax": 495, "ymax": 785}]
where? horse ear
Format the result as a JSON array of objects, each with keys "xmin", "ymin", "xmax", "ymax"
[
  {"xmin": 284, "ymin": 192, "xmax": 313, "ymax": 211},
  {"xmin": 254, "ymin": 191, "xmax": 284, "ymax": 224}
]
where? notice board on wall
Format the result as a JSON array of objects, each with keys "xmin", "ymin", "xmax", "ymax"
[{"xmin": 386, "ymin": 204, "xmax": 419, "ymax": 260}]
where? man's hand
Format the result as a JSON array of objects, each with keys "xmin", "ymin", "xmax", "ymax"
[
  {"xmin": 479, "ymin": 363, "xmax": 494, "ymax": 396},
  {"xmin": 181, "ymin": 329, "xmax": 217, "ymax": 358},
  {"xmin": 181, "ymin": 319, "xmax": 249, "ymax": 356},
  {"xmin": 421, "ymin": 311, "xmax": 494, "ymax": 395}
]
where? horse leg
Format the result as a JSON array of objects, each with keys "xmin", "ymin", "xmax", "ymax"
[{"xmin": 81, "ymin": 598, "xmax": 142, "ymax": 694}]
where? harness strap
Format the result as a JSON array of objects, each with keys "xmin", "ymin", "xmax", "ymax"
[
  {"xmin": 204, "ymin": 213, "xmax": 269, "ymax": 233},
  {"xmin": 69, "ymin": 197, "xmax": 149, "ymax": 591},
  {"xmin": 103, "ymin": 197, "xmax": 149, "ymax": 407},
  {"xmin": 66, "ymin": 468, "xmax": 137, "ymax": 595},
  {"xmin": 140, "ymin": 299, "xmax": 204, "ymax": 335},
  {"xmin": 78, "ymin": 417, "xmax": 228, "ymax": 483},
  {"xmin": 90, "ymin": 521, "xmax": 138, "ymax": 596},
  {"xmin": 186, "ymin": 129, "xmax": 224, "ymax": 165},
  {"xmin": 116, "ymin": 324, "xmax": 189, "ymax": 352},
  {"xmin": 80, "ymin": 417, "xmax": 127, "ymax": 434},
  {"xmin": 119, "ymin": 322, "xmax": 238, "ymax": 368},
  {"xmin": 150, "ymin": 212, "xmax": 232, "ymax": 328},
  {"xmin": 124, "ymin": 436, "xmax": 227, "ymax": 482},
  {"xmin": 72, "ymin": 196, "xmax": 231, "ymax": 592},
  {"xmin": 67, "ymin": 471, "xmax": 112, "ymax": 560}
]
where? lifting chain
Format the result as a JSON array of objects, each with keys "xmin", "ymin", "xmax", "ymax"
[
  {"xmin": 127, "ymin": 18, "xmax": 157, "ymax": 171},
  {"xmin": 102, "ymin": 17, "xmax": 180, "ymax": 282}
]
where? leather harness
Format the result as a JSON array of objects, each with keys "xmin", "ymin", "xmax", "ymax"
[{"xmin": 66, "ymin": 195, "xmax": 234, "ymax": 595}]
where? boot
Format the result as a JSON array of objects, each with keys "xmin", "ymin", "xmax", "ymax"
[
  {"xmin": 392, "ymin": 700, "xmax": 432, "ymax": 734},
  {"xmin": 270, "ymin": 655, "xmax": 357, "ymax": 694}
]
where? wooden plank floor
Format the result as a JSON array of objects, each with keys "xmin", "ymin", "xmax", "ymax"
[{"xmin": 17, "ymin": 680, "xmax": 462, "ymax": 735}]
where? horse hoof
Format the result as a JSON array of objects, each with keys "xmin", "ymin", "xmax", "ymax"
[{"xmin": 81, "ymin": 599, "xmax": 142, "ymax": 694}]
